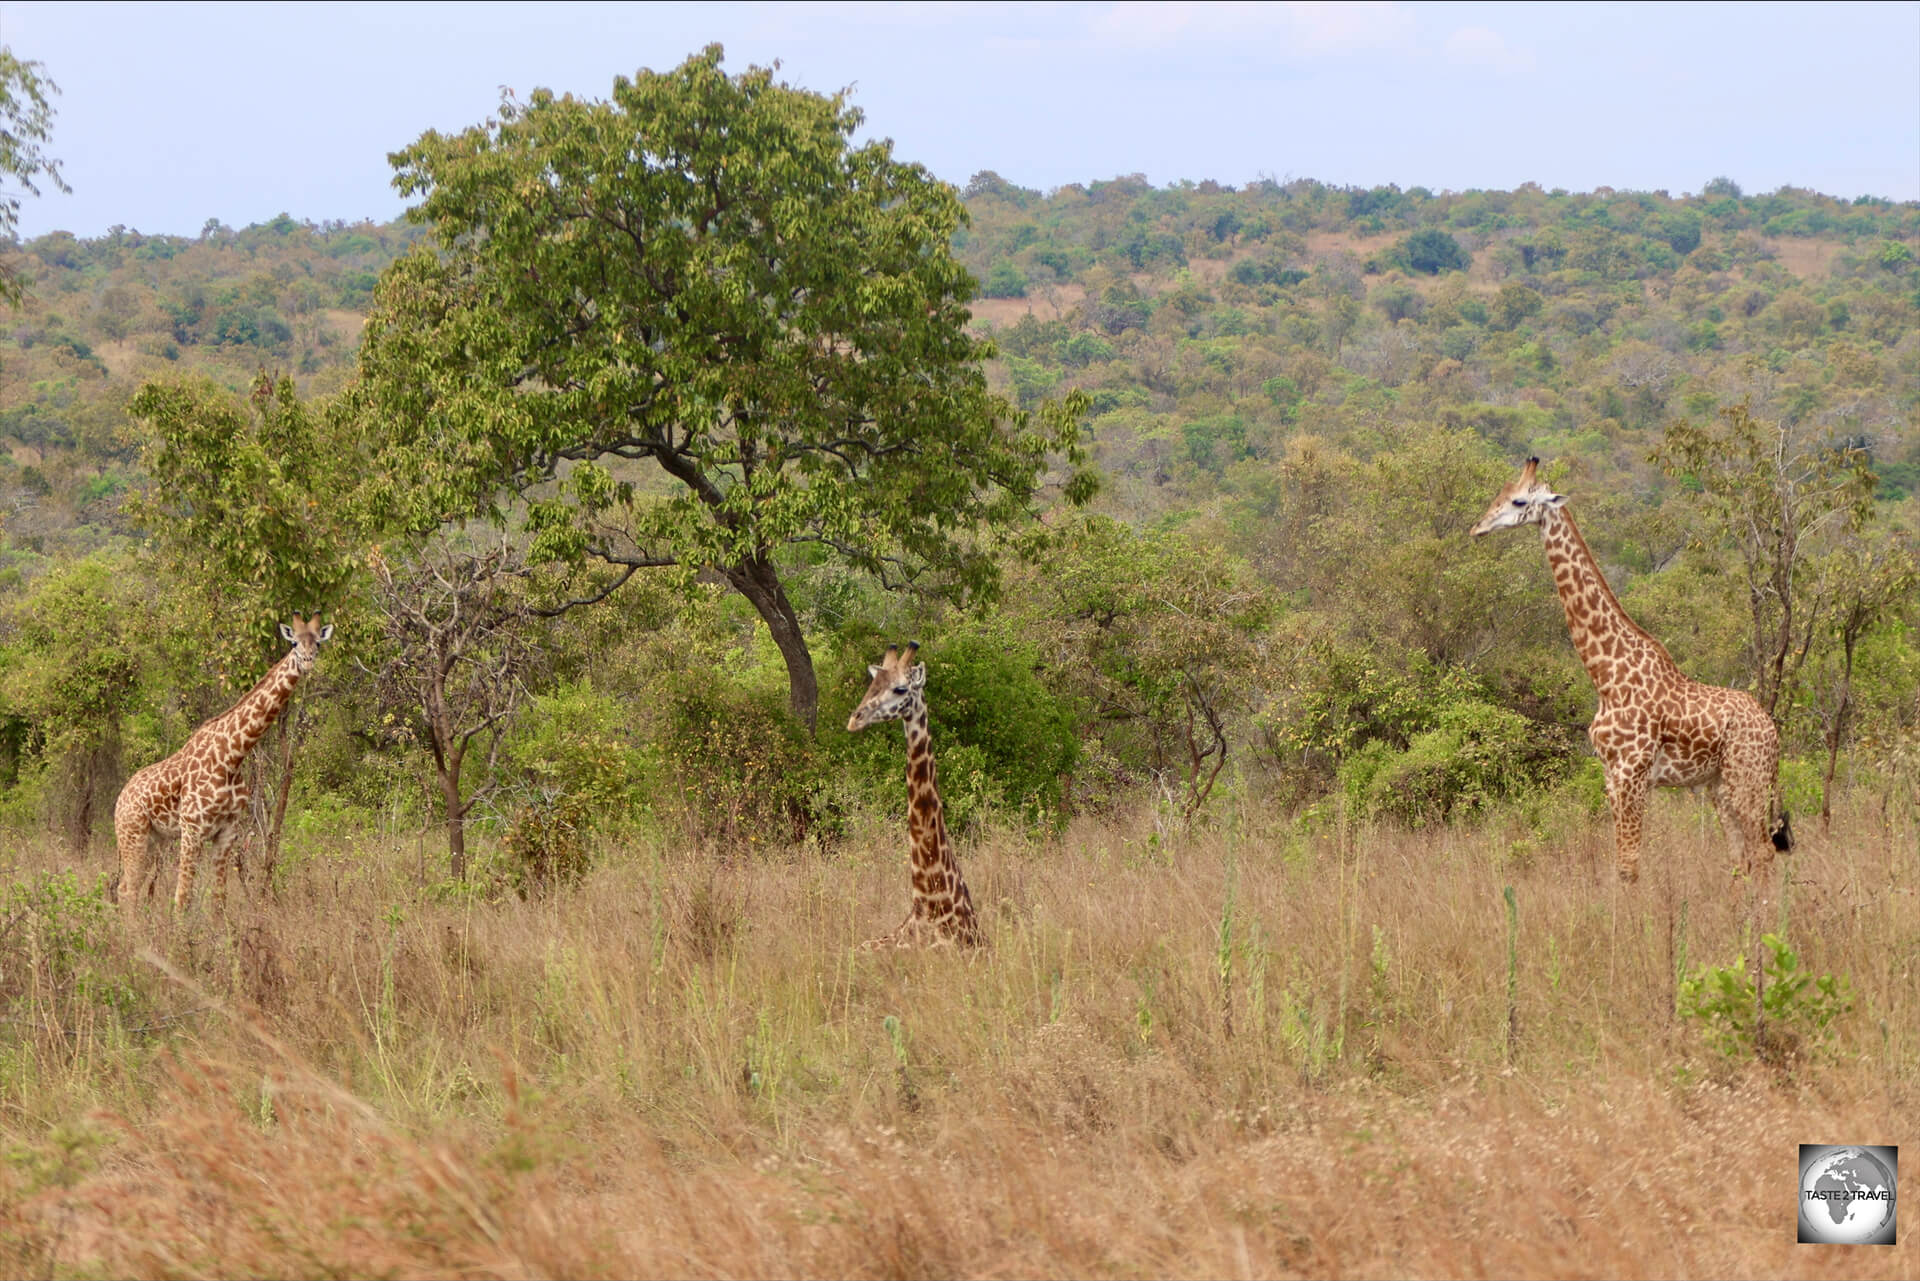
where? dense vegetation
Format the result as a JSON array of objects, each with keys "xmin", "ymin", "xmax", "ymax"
[{"xmin": 3, "ymin": 150, "xmax": 1915, "ymax": 867}]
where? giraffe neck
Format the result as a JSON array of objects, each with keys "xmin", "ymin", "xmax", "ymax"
[
  {"xmin": 900, "ymin": 699, "xmax": 959, "ymax": 884},
  {"xmin": 1540, "ymin": 505, "xmax": 1679, "ymax": 698},
  {"xmin": 200, "ymin": 650, "xmax": 308, "ymax": 769}
]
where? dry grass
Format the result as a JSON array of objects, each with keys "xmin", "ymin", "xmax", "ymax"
[
  {"xmin": 1762, "ymin": 237, "xmax": 1841, "ymax": 283},
  {"xmin": 0, "ymin": 789, "xmax": 1915, "ymax": 1278},
  {"xmin": 968, "ymin": 284, "xmax": 1086, "ymax": 328}
]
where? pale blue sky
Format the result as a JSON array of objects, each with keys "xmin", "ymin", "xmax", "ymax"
[{"xmin": 2, "ymin": 1, "xmax": 1916, "ymax": 239}]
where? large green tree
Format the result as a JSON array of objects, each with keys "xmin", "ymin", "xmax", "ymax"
[{"xmin": 352, "ymin": 46, "xmax": 1087, "ymax": 731}]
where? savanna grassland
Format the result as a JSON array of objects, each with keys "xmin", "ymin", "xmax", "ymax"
[
  {"xmin": 0, "ymin": 43, "xmax": 1918, "ymax": 1279},
  {"xmin": 0, "ymin": 789, "xmax": 1916, "ymax": 1278}
]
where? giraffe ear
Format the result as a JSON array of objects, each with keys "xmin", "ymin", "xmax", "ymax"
[
  {"xmin": 868, "ymin": 664, "xmax": 883, "ymax": 679},
  {"xmin": 279, "ymin": 623, "xmax": 296, "ymax": 644},
  {"xmin": 318, "ymin": 623, "xmax": 335, "ymax": 643},
  {"xmin": 906, "ymin": 663, "xmax": 927, "ymax": 691}
]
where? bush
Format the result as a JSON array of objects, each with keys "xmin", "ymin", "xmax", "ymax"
[
  {"xmin": 1777, "ymin": 757, "xmax": 1824, "ymax": 819},
  {"xmin": 504, "ymin": 681, "xmax": 645, "ymax": 825},
  {"xmin": 1555, "ymin": 757, "xmax": 1609, "ymax": 817},
  {"xmin": 1228, "ymin": 256, "xmax": 1308, "ymax": 289},
  {"xmin": 1399, "ymin": 228, "xmax": 1469, "ymax": 275},
  {"xmin": 0, "ymin": 871, "xmax": 138, "ymax": 1022},
  {"xmin": 983, "ymin": 260, "xmax": 1028, "ymax": 299},
  {"xmin": 660, "ymin": 682, "xmax": 822, "ymax": 849},
  {"xmin": 915, "ymin": 632, "xmax": 1079, "ymax": 826},
  {"xmin": 1371, "ymin": 280, "xmax": 1424, "ymax": 324},
  {"xmin": 501, "ymin": 796, "xmax": 592, "ymax": 898},
  {"xmin": 1264, "ymin": 645, "xmax": 1478, "ymax": 774},
  {"xmin": 1679, "ymin": 933, "xmax": 1850, "ymax": 1068},
  {"xmin": 1341, "ymin": 700, "xmax": 1575, "ymax": 826},
  {"xmin": 1061, "ymin": 331, "xmax": 1116, "ymax": 366},
  {"xmin": 823, "ymin": 629, "xmax": 1080, "ymax": 832},
  {"xmin": 497, "ymin": 681, "xmax": 649, "ymax": 892}
]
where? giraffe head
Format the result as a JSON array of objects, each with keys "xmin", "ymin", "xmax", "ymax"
[
  {"xmin": 277, "ymin": 614, "xmax": 335, "ymax": 672},
  {"xmin": 1471, "ymin": 457, "xmax": 1566, "ymax": 537},
  {"xmin": 847, "ymin": 642, "xmax": 925, "ymax": 732}
]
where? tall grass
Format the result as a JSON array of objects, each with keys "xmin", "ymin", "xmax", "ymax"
[{"xmin": 0, "ymin": 787, "xmax": 1914, "ymax": 1277}]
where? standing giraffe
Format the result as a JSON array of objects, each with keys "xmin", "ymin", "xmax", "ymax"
[
  {"xmin": 1472, "ymin": 459, "xmax": 1788, "ymax": 882},
  {"xmin": 115, "ymin": 615, "xmax": 334, "ymax": 912},
  {"xmin": 846, "ymin": 642, "xmax": 983, "ymax": 949}
]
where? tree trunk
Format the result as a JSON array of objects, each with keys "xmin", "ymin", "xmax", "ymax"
[
  {"xmin": 1821, "ymin": 720, "xmax": 1840, "ymax": 833},
  {"xmin": 1820, "ymin": 640, "xmax": 1857, "ymax": 834},
  {"xmin": 67, "ymin": 745, "xmax": 97, "ymax": 860},
  {"xmin": 427, "ymin": 672, "xmax": 468, "ymax": 881},
  {"xmin": 724, "ymin": 551, "xmax": 819, "ymax": 733},
  {"xmin": 257, "ymin": 705, "xmax": 302, "ymax": 895},
  {"xmin": 439, "ymin": 754, "xmax": 467, "ymax": 881}
]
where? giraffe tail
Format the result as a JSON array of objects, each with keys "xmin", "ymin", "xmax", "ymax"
[
  {"xmin": 1767, "ymin": 769, "xmax": 1793, "ymax": 852},
  {"xmin": 1771, "ymin": 809, "xmax": 1794, "ymax": 853}
]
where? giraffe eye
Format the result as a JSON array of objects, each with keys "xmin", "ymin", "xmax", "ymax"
[
  {"xmin": 892, "ymin": 685, "xmax": 908, "ymax": 695},
  {"xmin": 1511, "ymin": 498, "xmax": 1527, "ymax": 507}
]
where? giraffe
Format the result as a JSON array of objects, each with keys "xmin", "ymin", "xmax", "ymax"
[
  {"xmin": 845, "ymin": 642, "xmax": 983, "ymax": 950},
  {"xmin": 114, "ymin": 615, "xmax": 334, "ymax": 912},
  {"xmin": 1472, "ymin": 459, "xmax": 1789, "ymax": 883}
]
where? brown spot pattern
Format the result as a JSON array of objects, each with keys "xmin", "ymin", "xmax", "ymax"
[
  {"xmin": 844, "ymin": 643, "xmax": 983, "ymax": 951},
  {"xmin": 1473, "ymin": 465, "xmax": 1784, "ymax": 884},
  {"xmin": 114, "ymin": 616, "xmax": 332, "ymax": 913}
]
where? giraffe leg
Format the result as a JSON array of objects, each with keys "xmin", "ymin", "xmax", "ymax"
[
  {"xmin": 207, "ymin": 822, "xmax": 241, "ymax": 916},
  {"xmin": 175, "ymin": 824, "xmax": 206, "ymax": 912},
  {"xmin": 1605, "ymin": 755, "xmax": 1654, "ymax": 884},
  {"xmin": 116, "ymin": 813, "xmax": 150, "ymax": 911},
  {"xmin": 1718, "ymin": 762, "xmax": 1775, "ymax": 880},
  {"xmin": 860, "ymin": 913, "xmax": 918, "ymax": 950}
]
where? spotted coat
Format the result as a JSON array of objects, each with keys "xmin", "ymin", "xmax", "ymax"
[
  {"xmin": 1474, "ymin": 460, "xmax": 1784, "ymax": 882},
  {"xmin": 845, "ymin": 642, "xmax": 983, "ymax": 950},
  {"xmin": 114, "ymin": 616, "xmax": 332, "ymax": 911}
]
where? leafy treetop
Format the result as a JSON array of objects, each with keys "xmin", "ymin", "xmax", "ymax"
[
  {"xmin": 351, "ymin": 44, "xmax": 1088, "ymax": 728},
  {"xmin": 129, "ymin": 373, "xmax": 362, "ymax": 677}
]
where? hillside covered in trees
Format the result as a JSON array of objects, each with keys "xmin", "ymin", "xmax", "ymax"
[{"xmin": 1, "ymin": 140, "xmax": 1917, "ymax": 867}]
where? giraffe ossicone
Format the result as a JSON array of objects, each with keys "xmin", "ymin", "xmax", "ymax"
[
  {"xmin": 846, "ymin": 641, "xmax": 983, "ymax": 950},
  {"xmin": 1473, "ymin": 458, "xmax": 1788, "ymax": 882},
  {"xmin": 114, "ymin": 614, "xmax": 334, "ymax": 913}
]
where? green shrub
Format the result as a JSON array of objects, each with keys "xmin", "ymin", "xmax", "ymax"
[
  {"xmin": 1343, "ymin": 700, "xmax": 1575, "ymax": 826},
  {"xmin": 1398, "ymin": 228, "xmax": 1469, "ymax": 275},
  {"xmin": 1336, "ymin": 740, "xmax": 1396, "ymax": 817},
  {"xmin": 919, "ymin": 631, "xmax": 1079, "ymax": 826},
  {"xmin": 1679, "ymin": 933, "xmax": 1850, "ymax": 1067},
  {"xmin": 1777, "ymin": 757, "xmax": 1824, "ymax": 819},
  {"xmin": 495, "ymin": 681, "xmax": 651, "ymax": 886},
  {"xmin": 925, "ymin": 740, "xmax": 1003, "ymax": 833},
  {"xmin": 823, "ymin": 629, "xmax": 1080, "ymax": 832},
  {"xmin": 0, "ymin": 871, "xmax": 137, "ymax": 1019},
  {"xmin": 1264, "ymin": 644, "xmax": 1481, "ymax": 771},
  {"xmin": 983, "ymin": 260, "xmax": 1028, "ymax": 299},
  {"xmin": 1557, "ymin": 756, "xmax": 1609, "ymax": 817},
  {"xmin": 661, "ymin": 681, "xmax": 823, "ymax": 849},
  {"xmin": 504, "ymin": 681, "xmax": 647, "ymax": 826}
]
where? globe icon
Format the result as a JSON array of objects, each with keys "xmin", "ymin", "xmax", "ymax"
[{"xmin": 1800, "ymin": 1147, "xmax": 1896, "ymax": 1244}]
